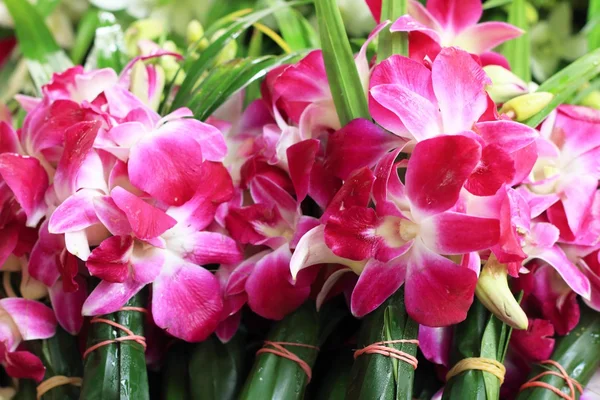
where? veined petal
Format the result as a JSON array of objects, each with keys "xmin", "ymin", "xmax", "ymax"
[
  {"xmin": 48, "ymin": 190, "xmax": 100, "ymax": 234},
  {"xmin": 168, "ymin": 231, "xmax": 243, "ymax": 266},
  {"xmin": 152, "ymin": 261, "xmax": 223, "ymax": 342},
  {"xmin": 0, "ymin": 298, "xmax": 56, "ymax": 341},
  {"xmin": 350, "ymin": 257, "xmax": 408, "ymax": 317},
  {"xmin": 49, "ymin": 277, "xmax": 86, "ymax": 335},
  {"xmin": 82, "ymin": 279, "xmax": 145, "ymax": 315},
  {"xmin": 93, "ymin": 196, "xmax": 132, "ymax": 236},
  {"xmin": 158, "ymin": 118, "xmax": 227, "ymax": 162},
  {"xmin": 405, "ymin": 243, "xmax": 477, "ymax": 326},
  {"xmin": 475, "ymin": 120, "xmax": 538, "ymax": 153},
  {"xmin": 0, "ymin": 154, "xmax": 48, "ymax": 227},
  {"xmin": 453, "ymin": 22, "xmax": 523, "ymax": 54},
  {"xmin": 420, "ymin": 211, "xmax": 500, "ymax": 254},
  {"xmin": 432, "ymin": 47, "xmax": 490, "ymax": 133},
  {"xmin": 111, "ymin": 186, "xmax": 176, "ymax": 240},
  {"xmin": 406, "ymin": 135, "xmax": 481, "ymax": 217}
]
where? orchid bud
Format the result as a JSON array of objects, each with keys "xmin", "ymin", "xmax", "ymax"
[
  {"xmin": 525, "ymin": 1, "xmax": 539, "ymax": 25},
  {"xmin": 211, "ymin": 29, "xmax": 238, "ymax": 65},
  {"xmin": 124, "ymin": 19, "xmax": 165, "ymax": 56},
  {"xmin": 475, "ymin": 256, "xmax": 528, "ymax": 330},
  {"xmin": 159, "ymin": 40, "xmax": 185, "ymax": 85},
  {"xmin": 483, "ymin": 65, "xmax": 529, "ymax": 103},
  {"xmin": 581, "ymin": 90, "xmax": 600, "ymax": 110},
  {"xmin": 187, "ymin": 20, "xmax": 209, "ymax": 51},
  {"xmin": 499, "ymin": 92, "xmax": 554, "ymax": 121}
]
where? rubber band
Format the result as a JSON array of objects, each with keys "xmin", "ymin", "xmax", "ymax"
[
  {"xmin": 2, "ymin": 271, "xmax": 16, "ymax": 298},
  {"xmin": 83, "ymin": 308, "xmax": 147, "ymax": 359},
  {"xmin": 36, "ymin": 376, "xmax": 82, "ymax": 399},
  {"xmin": 354, "ymin": 340, "xmax": 420, "ymax": 370},
  {"xmin": 446, "ymin": 357, "xmax": 506, "ymax": 384},
  {"xmin": 518, "ymin": 360, "xmax": 583, "ymax": 400},
  {"xmin": 256, "ymin": 341, "xmax": 320, "ymax": 382}
]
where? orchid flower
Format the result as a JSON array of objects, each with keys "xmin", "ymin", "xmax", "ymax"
[
  {"xmin": 292, "ymin": 135, "xmax": 500, "ymax": 326},
  {"xmin": 366, "ymin": 0, "xmax": 522, "ymax": 65},
  {"xmin": 0, "ymin": 298, "xmax": 56, "ymax": 381}
]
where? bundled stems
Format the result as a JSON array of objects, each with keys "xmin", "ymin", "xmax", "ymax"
[{"xmin": 346, "ymin": 287, "xmax": 419, "ymax": 400}]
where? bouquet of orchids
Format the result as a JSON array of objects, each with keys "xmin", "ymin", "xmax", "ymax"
[{"xmin": 2, "ymin": 0, "xmax": 600, "ymax": 399}]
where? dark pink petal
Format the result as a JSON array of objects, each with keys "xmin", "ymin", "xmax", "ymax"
[
  {"xmin": 111, "ymin": 187, "xmax": 176, "ymax": 240},
  {"xmin": 546, "ymin": 202, "xmax": 575, "ymax": 242},
  {"xmin": 373, "ymin": 148, "xmax": 408, "ymax": 215},
  {"xmin": 172, "ymin": 231, "xmax": 243, "ymax": 266},
  {"xmin": 453, "ymin": 22, "xmax": 523, "ymax": 54},
  {"xmin": 0, "ymin": 153, "xmax": 48, "ymax": 227},
  {"xmin": 421, "ymin": 212, "xmax": 500, "ymax": 254},
  {"xmin": 325, "ymin": 207, "xmax": 380, "ymax": 261},
  {"xmin": 321, "ymin": 167, "xmax": 375, "ymax": 222},
  {"xmin": 308, "ymin": 159, "xmax": 342, "ymax": 209},
  {"xmin": 418, "ymin": 326, "xmax": 452, "ymax": 367},
  {"xmin": 406, "ymin": 135, "xmax": 481, "ymax": 216},
  {"xmin": 557, "ymin": 177, "xmax": 597, "ymax": 236},
  {"xmin": 287, "ymin": 139, "xmax": 319, "ymax": 201},
  {"xmin": 53, "ymin": 121, "xmax": 101, "ymax": 200},
  {"xmin": 475, "ymin": 120, "xmax": 538, "ymax": 153},
  {"xmin": 405, "ymin": 244, "xmax": 477, "ymax": 326},
  {"xmin": 427, "ymin": 0, "xmax": 482, "ymax": 35},
  {"xmin": 0, "ymin": 121, "xmax": 19, "ymax": 153},
  {"xmin": 366, "ymin": 0, "xmax": 381, "ymax": 22},
  {"xmin": 225, "ymin": 204, "xmax": 287, "ymax": 247},
  {"xmin": 555, "ymin": 105, "xmax": 600, "ymax": 160},
  {"xmin": 4, "ymin": 349, "xmax": 45, "ymax": 382},
  {"xmin": 390, "ymin": 15, "xmax": 441, "ymax": 42},
  {"xmin": 152, "ymin": 262, "xmax": 223, "ymax": 342},
  {"xmin": 245, "ymin": 246, "xmax": 311, "ymax": 320},
  {"xmin": 128, "ymin": 130, "xmax": 205, "ymax": 206},
  {"xmin": 290, "ymin": 216, "xmax": 320, "ymax": 249},
  {"xmin": 249, "ymin": 175, "xmax": 297, "ymax": 225},
  {"xmin": 93, "ymin": 196, "xmax": 132, "ymax": 236},
  {"xmin": 511, "ymin": 319, "xmax": 555, "ymax": 361},
  {"xmin": 465, "ymin": 144, "xmax": 515, "ymax": 196},
  {"xmin": 432, "ymin": 47, "xmax": 490, "ymax": 133},
  {"xmin": 49, "ymin": 277, "xmax": 87, "ymax": 335},
  {"xmin": 479, "ymin": 52, "xmax": 511, "ymax": 68},
  {"xmin": 327, "ymin": 119, "xmax": 404, "ymax": 180},
  {"xmin": 58, "ymin": 251, "xmax": 79, "ymax": 292},
  {"xmin": 82, "ymin": 279, "xmax": 145, "ymax": 315},
  {"xmin": 0, "ymin": 225, "xmax": 18, "ymax": 267},
  {"xmin": 511, "ymin": 141, "xmax": 538, "ymax": 186},
  {"xmin": 28, "ymin": 221, "xmax": 63, "ymax": 286},
  {"xmin": 215, "ymin": 312, "xmax": 242, "ymax": 343},
  {"xmin": 0, "ymin": 298, "xmax": 56, "ymax": 340},
  {"xmin": 350, "ymin": 257, "xmax": 407, "ymax": 317},
  {"xmin": 48, "ymin": 190, "xmax": 100, "ymax": 234},
  {"xmin": 86, "ymin": 236, "xmax": 134, "ymax": 283}
]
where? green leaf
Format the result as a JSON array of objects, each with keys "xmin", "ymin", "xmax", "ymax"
[
  {"xmin": 589, "ymin": 0, "xmax": 600, "ymax": 51},
  {"xmin": 346, "ymin": 287, "xmax": 419, "ymax": 400},
  {"xmin": 3, "ymin": 0, "xmax": 72, "ymax": 92},
  {"xmin": 265, "ymin": 0, "xmax": 318, "ymax": 51},
  {"xmin": 377, "ymin": 0, "xmax": 408, "ymax": 61},
  {"xmin": 524, "ymin": 48, "xmax": 600, "ymax": 127},
  {"xmin": 14, "ymin": 380, "xmax": 36, "ymax": 400},
  {"xmin": 482, "ymin": 0, "xmax": 512, "ymax": 10},
  {"xmin": 312, "ymin": 350, "xmax": 354, "ymax": 400},
  {"xmin": 503, "ymin": 0, "xmax": 530, "ymax": 82},
  {"xmin": 188, "ymin": 52, "xmax": 301, "ymax": 121},
  {"xmin": 85, "ymin": 15, "xmax": 129, "ymax": 73},
  {"xmin": 36, "ymin": 0, "xmax": 61, "ymax": 16},
  {"xmin": 170, "ymin": 1, "xmax": 310, "ymax": 112},
  {"xmin": 239, "ymin": 302, "xmax": 321, "ymax": 400},
  {"xmin": 315, "ymin": 0, "xmax": 370, "ymax": 126},
  {"xmin": 188, "ymin": 333, "xmax": 246, "ymax": 400},
  {"xmin": 480, "ymin": 317, "xmax": 504, "ymax": 400},
  {"xmin": 70, "ymin": 10, "xmax": 101, "ymax": 65},
  {"xmin": 516, "ymin": 304, "xmax": 600, "ymax": 400},
  {"xmin": 162, "ymin": 344, "xmax": 191, "ymax": 400}
]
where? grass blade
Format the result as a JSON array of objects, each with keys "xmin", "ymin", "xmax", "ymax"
[
  {"xmin": 589, "ymin": 0, "xmax": 600, "ymax": 51},
  {"xmin": 503, "ymin": 0, "xmax": 531, "ymax": 82},
  {"xmin": 377, "ymin": 0, "xmax": 408, "ymax": 61},
  {"xmin": 265, "ymin": 0, "xmax": 319, "ymax": 51}
]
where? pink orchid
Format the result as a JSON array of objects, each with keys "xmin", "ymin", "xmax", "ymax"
[
  {"xmin": 366, "ymin": 0, "xmax": 521, "ymax": 65},
  {"xmin": 0, "ymin": 298, "xmax": 57, "ymax": 381},
  {"xmin": 292, "ymin": 135, "xmax": 500, "ymax": 326},
  {"xmin": 369, "ymin": 47, "xmax": 538, "ymax": 196}
]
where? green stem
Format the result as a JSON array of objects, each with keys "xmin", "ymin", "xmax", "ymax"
[{"xmin": 377, "ymin": 0, "xmax": 408, "ymax": 61}]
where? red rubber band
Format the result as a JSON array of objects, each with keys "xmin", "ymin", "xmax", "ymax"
[
  {"xmin": 256, "ymin": 341, "xmax": 319, "ymax": 382},
  {"xmin": 83, "ymin": 307, "xmax": 147, "ymax": 359},
  {"xmin": 519, "ymin": 360, "xmax": 583, "ymax": 400},
  {"xmin": 354, "ymin": 339, "xmax": 420, "ymax": 370}
]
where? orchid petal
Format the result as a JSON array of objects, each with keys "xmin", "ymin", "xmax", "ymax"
[
  {"xmin": 49, "ymin": 277, "xmax": 86, "ymax": 335},
  {"xmin": 0, "ymin": 298, "xmax": 56, "ymax": 341},
  {"xmin": 453, "ymin": 22, "xmax": 523, "ymax": 54},
  {"xmin": 82, "ymin": 279, "xmax": 145, "ymax": 316}
]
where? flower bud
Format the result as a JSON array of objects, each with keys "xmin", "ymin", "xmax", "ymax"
[
  {"xmin": 211, "ymin": 29, "xmax": 238, "ymax": 65},
  {"xmin": 499, "ymin": 92, "xmax": 554, "ymax": 121},
  {"xmin": 475, "ymin": 256, "xmax": 528, "ymax": 330},
  {"xmin": 187, "ymin": 20, "xmax": 209, "ymax": 51},
  {"xmin": 124, "ymin": 19, "xmax": 165, "ymax": 57},
  {"xmin": 581, "ymin": 90, "xmax": 600, "ymax": 110},
  {"xmin": 159, "ymin": 40, "xmax": 185, "ymax": 85},
  {"xmin": 483, "ymin": 65, "xmax": 529, "ymax": 103}
]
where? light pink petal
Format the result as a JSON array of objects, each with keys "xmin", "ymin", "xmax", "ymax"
[
  {"xmin": 48, "ymin": 190, "xmax": 100, "ymax": 234},
  {"xmin": 130, "ymin": 244, "xmax": 165, "ymax": 284},
  {"xmin": 426, "ymin": 0, "xmax": 482, "ymax": 35},
  {"xmin": 370, "ymin": 84, "xmax": 441, "ymax": 141},
  {"xmin": 290, "ymin": 216, "xmax": 320, "ymax": 249},
  {"xmin": 350, "ymin": 257, "xmax": 407, "ymax": 317},
  {"xmin": 287, "ymin": 139, "xmax": 319, "ymax": 201},
  {"xmin": 49, "ymin": 277, "xmax": 87, "ymax": 335},
  {"xmin": 53, "ymin": 121, "xmax": 101, "ymax": 200},
  {"xmin": 533, "ymin": 246, "xmax": 591, "ymax": 299},
  {"xmin": 390, "ymin": 15, "xmax": 441, "ymax": 42},
  {"xmin": 406, "ymin": 135, "xmax": 481, "ymax": 217},
  {"xmin": 128, "ymin": 129, "xmax": 205, "ymax": 206},
  {"xmin": 111, "ymin": 186, "xmax": 176, "ymax": 240},
  {"xmin": 421, "ymin": 211, "xmax": 500, "ymax": 254},
  {"xmin": 407, "ymin": 0, "xmax": 442, "ymax": 30},
  {"xmin": 86, "ymin": 235, "xmax": 134, "ymax": 283},
  {"xmin": 0, "ymin": 298, "xmax": 56, "ymax": 340},
  {"xmin": 556, "ymin": 177, "xmax": 598, "ymax": 236},
  {"xmin": 28, "ymin": 221, "xmax": 63, "ymax": 287},
  {"xmin": 453, "ymin": 22, "xmax": 523, "ymax": 54},
  {"xmin": 554, "ymin": 105, "xmax": 600, "ymax": 160},
  {"xmin": 464, "ymin": 144, "xmax": 515, "ymax": 196},
  {"xmin": 104, "ymin": 86, "xmax": 147, "ymax": 119},
  {"xmin": 327, "ymin": 118, "xmax": 404, "ymax": 180},
  {"xmin": 405, "ymin": 243, "xmax": 477, "ymax": 326},
  {"xmin": 93, "ymin": 196, "xmax": 132, "ymax": 236},
  {"xmin": 475, "ymin": 120, "xmax": 538, "ymax": 153},
  {"xmin": 82, "ymin": 279, "xmax": 145, "ymax": 315},
  {"xmin": 159, "ymin": 118, "xmax": 227, "ymax": 162},
  {"xmin": 356, "ymin": 22, "xmax": 392, "ymax": 95},
  {"xmin": 0, "ymin": 154, "xmax": 48, "ymax": 227},
  {"xmin": 152, "ymin": 262, "xmax": 223, "ymax": 342},
  {"xmin": 316, "ymin": 267, "xmax": 353, "ymax": 310},
  {"xmin": 3, "ymin": 349, "xmax": 45, "ymax": 382},
  {"xmin": 246, "ymin": 246, "xmax": 311, "ymax": 320},
  {"xmin": 64, "ymin": 230, "xmax": 92, "ymax": 261},
  {"xmin": 432, "ymin": 47, "xmax": 490, "ymax": 133},
  {"xmin": 516, "ymin": 187, "xmax": 559, "ymax": 218},
  {"xmin": 418, "ymin": 326, "xmax": 452, "ymax": 367},
  {"xmin": 170, "ymin": 231, "xmax": 243, "ymax": 266}
]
